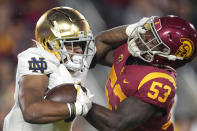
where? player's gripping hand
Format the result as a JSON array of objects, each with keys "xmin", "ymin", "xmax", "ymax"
[
  {"xmin": 126, "ymin": 17, "xmax": 149, "ymax": 38},
  {"xmin": 74, "ymin": 83, "xmax": 94, "ymax": 116},
  {"xmin": 67, "ymin": 83, "xmax": 94, "ymax": 120}
]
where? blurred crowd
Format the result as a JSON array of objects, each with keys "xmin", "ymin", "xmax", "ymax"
[
  {"xmin": 0, "ymin": 0, "xmax": 57, "ymax": 130},
  {"xmin": 0, "ymin": 0, "xmax": 197, "ymax": 131}
]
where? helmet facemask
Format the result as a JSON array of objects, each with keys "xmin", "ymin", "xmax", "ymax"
[
  {"xmin": 50, "ymin": 31, "xmax": 95, "ymax": 72},
  {"xmin": 35, "ymin": 7, "xmax": 96, "ymax": 72},
  {"xmin": 128, "ymin": 16, "xmax": 182, "ymax": 63}
]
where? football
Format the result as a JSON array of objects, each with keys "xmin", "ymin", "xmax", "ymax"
[{"xmin": 45, "ymin": 84, "xmax": 77, "ymax": 103}]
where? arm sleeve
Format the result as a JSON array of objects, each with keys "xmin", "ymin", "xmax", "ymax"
[
  {"xmin": 17, "ymin": 53, "xmax": 54, "ymax": 77},
  {"xmin": 134, "ymin": 78, "xmax": 176, "ymax": 111}
]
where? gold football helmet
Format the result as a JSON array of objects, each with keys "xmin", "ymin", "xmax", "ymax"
[{"xmin": 35, "ymin": 6, "xmax": 95, "ymax": 71}]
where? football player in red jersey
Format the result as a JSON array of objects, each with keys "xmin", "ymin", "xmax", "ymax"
[{"xmin": 85, "ymin": 16, "xmax": 197, "ymax": 131}]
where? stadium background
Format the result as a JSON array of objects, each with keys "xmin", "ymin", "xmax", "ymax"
[{"xmin": 0, "ymin": 0, "xmax": 197, "ymax": 131}]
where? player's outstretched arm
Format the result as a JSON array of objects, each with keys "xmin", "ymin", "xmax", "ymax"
[
  {"xmin": 85, "ymin": 95, "xmax": 160, "ymax": 131},
  {"xmin": 92, "ymin": 17, "xmax": 149, "ymax": 67},
  {"xmin": 94, "ymin": 25, "xmax": 128, "ymax": 66}
]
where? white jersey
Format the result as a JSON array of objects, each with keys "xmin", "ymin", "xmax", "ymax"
[{"xmin": 3, "ymin": 46, "xmax": 89, "ymax": 131}]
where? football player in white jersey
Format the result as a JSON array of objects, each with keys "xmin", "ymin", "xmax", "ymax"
[{"xmin": 3, "ymin": 6, "xmax": 95, "ymax": 131}]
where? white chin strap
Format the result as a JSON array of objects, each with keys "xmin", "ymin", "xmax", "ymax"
[
  {"xmin": 152, "ymin": 51, "xmax": 183, "ymax": 61},
  {"xmin": 128, "ymin": 40, "xmax": 183, "ymax": 62},
  {"xmin": 64, "ymin": 55, "xmax": 88, "ymax": 72}
]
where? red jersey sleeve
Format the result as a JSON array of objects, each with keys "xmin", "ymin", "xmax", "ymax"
[{"xmin": 134, "ymin": 72, "xmax": 176, "ymax": 111}]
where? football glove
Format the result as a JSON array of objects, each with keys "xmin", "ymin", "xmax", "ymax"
[
  {"xmin": 126, "ymin": 17, "xmax": 149, "ymax": 38},
  {"xmin": 67, "ymin": 83, "xmax": 93, "ymax": 120}
]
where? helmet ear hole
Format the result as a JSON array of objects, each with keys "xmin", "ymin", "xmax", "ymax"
[
  {"xmin": 47, "ymin": 42, "xmax": 53, "ymax": 50},
  {"xmin": 43, "ymin": 39, "xmax": 46, "ymax": 46},
  {"xmin": 168, "ymin": 33, "xmax": 172, "ymax": 41},
  {"xmin": 151, "ymin": 15, "xmax": 197, "ymax": 68}
]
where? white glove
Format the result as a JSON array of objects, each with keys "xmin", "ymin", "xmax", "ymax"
[
  {"xmin": 67, "ymin": 84, "xmax": 93, "ymax": 120},
  {"xmin": 126, "ymin": 17, "xmax": 149, "ymax": 38},
  {"xmin": 74, "ymin": 83, "xmax": 93, "ymax": 116},
  {"xmin": 74, "ymin": 82, "xmax": 94, "ymax": 99},
  {"xmin": 74, "ymin": 93, "xmax": 92, "ymax": 116}
]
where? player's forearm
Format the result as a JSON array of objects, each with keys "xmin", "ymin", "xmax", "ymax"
[
  {"xmin": 95, "ymin": 25, "xmax": 128, "ymax": 47},
  {"xmin": 85, "ymin": 103, "xmax": 140, "ymax": 131},
  {"xmin": 85, "ymin": 103, "xmax": 122, "ymax": 131},
  {"xmin": 95, "ymin": 25, "xmax": 128, "ymax": 64},
  {"xmin": 86, "ymin": 97, "xmax": 158, "ymax": 131},
  {"xmin": 20, "ymin": 100, "xmax": 70, "ymax": 124}
]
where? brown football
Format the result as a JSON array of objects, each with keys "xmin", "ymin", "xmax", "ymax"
[{"xmin": 45, "ymin": 84, "xmax": 77, "ymax": 103}]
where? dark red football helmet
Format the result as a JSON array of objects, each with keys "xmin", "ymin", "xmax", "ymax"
[{"xmin": 128, "ymin": 15, "xmax": 197, "ymax": 69}]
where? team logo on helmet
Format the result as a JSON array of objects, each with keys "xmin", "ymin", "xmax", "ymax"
[{"xmin": 175, "ymin": 38, "xmax": 194, "ymax": 59}]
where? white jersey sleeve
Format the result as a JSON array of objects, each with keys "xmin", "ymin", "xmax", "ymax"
[
  {"xmin": 3, "ymin": 47, "xmax": 90, "ymax": 131},
  {"xmin": 17, "ymin": 48, "xmax": 57, "ymax": 77}
]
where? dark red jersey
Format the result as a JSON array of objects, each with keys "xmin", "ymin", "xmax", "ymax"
[{"xmin": 105, "ymin": 43, "xmax": 176, "ymax": 131}]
